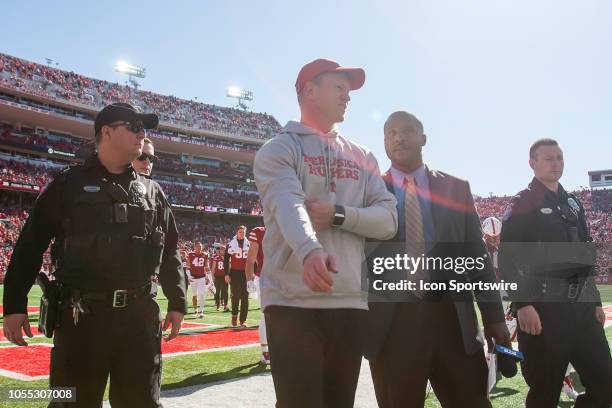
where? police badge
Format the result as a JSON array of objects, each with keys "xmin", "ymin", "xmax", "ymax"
[
  {"xmin": 567, "ymin": 197, "xmax": 580, "ymax": 216},
  {"xmin": 130, "ymin": 181, "xmax": 147, "ymax": 205}
]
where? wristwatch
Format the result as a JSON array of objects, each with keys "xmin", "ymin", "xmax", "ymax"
[{"xmin": 332, "ymin": 205, "xmax": 345, "ymax": 227}]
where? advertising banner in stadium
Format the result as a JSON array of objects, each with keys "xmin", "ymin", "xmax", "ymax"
[
  {"xmin": 202, "ymin": 206, "xmax": 239, "ymax": 214},
  {"xmin": 0, "ymin": 180, "xmax": 41, "ymax": 193},
  {"xmin": 47, "ymin": 147, "xmax": 75, "ymax": 158},
  {"xmin": 171, "ymin": 204, "xmax": 195, "ymax": 210},
  {"xmin": 205, "ymin": 206, "xmax": 228, "ymax": 212}
]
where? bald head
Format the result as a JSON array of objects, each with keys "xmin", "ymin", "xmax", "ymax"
[
  {"xmin": 383, "ymin": 110, "xmax": 426, "ymax": 172},
  {"xmin": 383, "ymin": 111, "xmax": 424, "ymax": 136}
]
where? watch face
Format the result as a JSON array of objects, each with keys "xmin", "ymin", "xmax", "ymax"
[
  {"xmin": 333, "ymin": 213, "xmax": 344, "ymax": 226},
  {"xmin": 332, "ymin": 205, "xmax": 345, "ymax": 226}
]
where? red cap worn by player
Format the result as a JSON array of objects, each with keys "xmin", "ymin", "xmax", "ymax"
[{"xmin": 294, "ymin": 58, "xmax": 365, "ymax": 94}]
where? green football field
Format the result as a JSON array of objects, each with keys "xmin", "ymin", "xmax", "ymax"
[{"xmin": 0, "ymin": 285, "xmax": 611, "ymax": 408}]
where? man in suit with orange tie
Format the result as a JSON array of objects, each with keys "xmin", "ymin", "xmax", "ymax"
[{"xmin": 364, "ymin": 111, "xmax": 511, "ymax": 407}]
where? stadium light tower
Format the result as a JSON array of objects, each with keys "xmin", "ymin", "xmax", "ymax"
[
  {"xmin": 226, "ymin": 86, "xmax": 253, "ymax": 110},
  {"xmin": 115, "ymin": 60, "xmax": 146, "ymax": 89}
]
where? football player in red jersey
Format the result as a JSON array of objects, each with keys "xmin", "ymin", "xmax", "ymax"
[
  {"xmin": 187, "ymin": 241, "xmax": 211, "ymax": 319},
  {"xmin": 246, "ymin": 226, "xmax": 269, "ymax": 364},
  {"xmin": 211, "ymin": 245, "xmax": 229, "ymax": 312},
  {"xmin": 224, "ymin": 226, "xmax": 250, "ymax": 327}
]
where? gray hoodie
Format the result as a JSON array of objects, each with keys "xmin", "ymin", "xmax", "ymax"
[{"xmin": 254, "ymin": 121, "xmax": 398, "ymax": 310}]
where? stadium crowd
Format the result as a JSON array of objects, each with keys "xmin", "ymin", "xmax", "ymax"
[
  {"xmin": 0, "ymin": 155, "xmax": 260, "ymax": 214},
  {"xmin": 155, "ymin": 152, "xmax": 255, "ymax": 181},
  {"xmin": 0, "ymin": 89, "xmax": 264, "ymax": 154},
  {"xmin": 0, "ymin": 53, "xmax": 281, "ymax": 140},
  {"xmin": 159, "ymin": 181, "xmax": 260, "ymax": 213},
  {"xmin": 0, "ymin": 192, "xmax": 52, "ymax": 279},
  {"xmin": 1, "ymin": 123, "xmax": 257, "ymax": 182},
  {"xmin": 0, "ymin": 158, "xmax": 57, "ymax": 187}
]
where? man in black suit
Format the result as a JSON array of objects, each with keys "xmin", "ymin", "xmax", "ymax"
[{"xmin": 364, "ymin": 111, "xmax": 511, "ymax": 407}]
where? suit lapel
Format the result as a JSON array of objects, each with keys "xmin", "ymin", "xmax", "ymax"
[
  {"xmin": 425, "ymin": 165, "xmax": 443, "ymax": 243},
  {"xmin": 382, "ymin": 170, "xmax": 401, "ymax": 242}
]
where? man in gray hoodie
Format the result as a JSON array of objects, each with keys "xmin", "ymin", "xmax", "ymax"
[{"xmin": 254, "ymin": 58, "xmax": 398, "ymax": 408}]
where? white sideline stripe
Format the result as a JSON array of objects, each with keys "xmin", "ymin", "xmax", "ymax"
[
  {"xmin": 0, "ymin": 368, "xmax": 48, "ymax": 381},
  {"xmin": 163, "ymin": 343, "xmax": 259, "ymax": 358},
  {"xmin": 0, "ymin": 342, "xmax": 260, "ymax": 380},
  {"xmin": 181, "ymin": 323, "xmax": 222, "ymax": 330}
]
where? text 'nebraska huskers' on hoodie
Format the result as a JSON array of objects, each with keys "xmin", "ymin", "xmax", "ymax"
[{"xmin": 254, "ymin": 121, "xmax": 398, "ymax": 311}]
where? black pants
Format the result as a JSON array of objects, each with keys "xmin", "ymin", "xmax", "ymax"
[
  {"xmin": 264, "ymin": 306, "xmax": 366, "ymax": 408},
  {"xmin": 214, "ymin": 275, "xmax": 228, "ymax": 308},
  {"xmin": 49, "ymin": 296, "xmax": 162, "ymax": 408},
  {"xmin": 518, "ymin": 302, "xmax": 612, "ymax": 408},
  {"xmin": 229, "ymin": 269, "xmax": 248, "ymax": 322},
  {"xmin": 370, "ymin": 301, "xmax": 490, "ymax": 408}
]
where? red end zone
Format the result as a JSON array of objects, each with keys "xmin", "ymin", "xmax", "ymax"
[{"xmin": 0, "ymin": 328, "xmax": 260, "ymax": 380}]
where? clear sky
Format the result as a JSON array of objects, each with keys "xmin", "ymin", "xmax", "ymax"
[{"xmin": 2, "ymin": 0, "xmax": 610, "ymax": 196}]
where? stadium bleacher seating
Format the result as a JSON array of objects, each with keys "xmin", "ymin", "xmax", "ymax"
[{"xmin": 0, "ymin": 53, "xmax": 281, "ymax": 140}]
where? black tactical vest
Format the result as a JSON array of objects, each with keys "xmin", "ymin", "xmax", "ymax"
[
  {"xmin": 527, "ymin": 187, "xmax": 594, "ymax": 278},
  {"xmin": 54, "ymin": 165, "xmax": 164, "ymax": 290}
]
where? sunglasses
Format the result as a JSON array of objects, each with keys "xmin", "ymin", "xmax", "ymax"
[
  {"xmin": 107, "ymin": 121, "xmax": 146, "ymax": 134},
  {"xmin": 137, "ymin": 152, "xmax": 158, "ymax": 164}
]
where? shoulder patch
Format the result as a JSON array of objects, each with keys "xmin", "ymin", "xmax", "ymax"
[
  {"xmin": 133, "ymin": 181, "xmax": 147, "ymax": 196},
  {"xmin": 502, "ymin": 190, "xmax": 531, "ymax": 222},
  {"xmin": 54, "ymin": 164, "xmax": 80, "ymax": 184},
  {"xmin": 567, "ymin": 197, "xmax": 581, "ymax": 214}
]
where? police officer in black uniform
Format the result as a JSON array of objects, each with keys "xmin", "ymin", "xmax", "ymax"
[
  {"xmin": 2, "ymin": 103, "xmax": 187, "ymax": 407},
  {"xmin": 499, "ymin": 138, "xmax": 612, "ymax": 407}
]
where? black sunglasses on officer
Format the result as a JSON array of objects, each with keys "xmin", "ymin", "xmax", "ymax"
[
  {"xmin": 107, "ymin": 121, "xmax": 147, "ymax": 135},
  {"xmin": 137, "ymin": 152, "xmax": 158, "ymax": 164}
]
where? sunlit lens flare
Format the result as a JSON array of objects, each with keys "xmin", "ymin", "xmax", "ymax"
[
  {"xmin": 227, "ymin": 86, "xmax": 242, "ymax": 98},
  {"xmin": 115, "ymin": 60, "xmax": 131, "ymax": 73}
]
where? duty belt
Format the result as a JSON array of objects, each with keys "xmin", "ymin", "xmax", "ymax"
[{"xmin": 76, "ymin": 283, "xmax": 154, "ymax": 308}]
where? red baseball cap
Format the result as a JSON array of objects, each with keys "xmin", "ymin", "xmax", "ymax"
[{"xmin": 295, "ymin": 58, "xmax": 365, "ymax": 94}]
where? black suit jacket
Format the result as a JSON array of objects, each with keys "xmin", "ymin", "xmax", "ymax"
[{"xmin": 364, "ymin": 166, "xmax": 505, "ymax": 359}]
